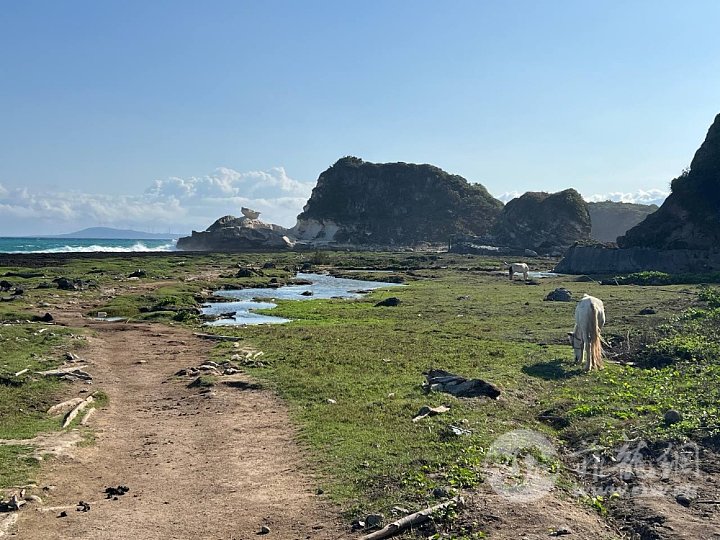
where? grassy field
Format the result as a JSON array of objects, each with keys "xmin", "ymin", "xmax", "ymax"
[{"xmin": 1, "ymin": 250, "xmax": 718, "ymax": 532}]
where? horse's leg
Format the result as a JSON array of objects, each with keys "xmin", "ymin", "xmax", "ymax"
[
  {"xmin": 523, "ymin": 271, "xmax": 528, "ymax": 281},
  {"xmin": 509, "ymin": 267, "xmax": 514, "ymax": 280},
  {"xmin": 583, "ymin": 338, "xmax": 592, "ymax": 371}
]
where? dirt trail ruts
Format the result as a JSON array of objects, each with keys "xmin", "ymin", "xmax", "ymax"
[{"xmin": 17, "ymin": 311, "xmax": 343, "ymax": 539}]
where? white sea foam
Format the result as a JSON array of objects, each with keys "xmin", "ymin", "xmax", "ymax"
[{"xmin": 16, "ymin": 240, "xmax": 177, "ymax": 254}]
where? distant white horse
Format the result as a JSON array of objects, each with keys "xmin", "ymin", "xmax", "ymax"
[
  {"xmin": 506, "ymin": 262, "xmax": 529, "ymax": 281},
  {"xmin": 568, "ymin": 294, "xmax": 606, "ymax": 371}
]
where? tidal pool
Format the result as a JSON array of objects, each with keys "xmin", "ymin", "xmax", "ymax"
[{"xmin": 202, "ymin": 272, "xmax": 403, "ymax": 326}]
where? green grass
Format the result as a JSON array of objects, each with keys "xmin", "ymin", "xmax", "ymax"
[
  {"xmin": 203, "ymin": 268, "xmax": 708, "ymax": 517},
  {"xmin": 3, "ymin": 250, "xmax": 719, "ymax": 525}
]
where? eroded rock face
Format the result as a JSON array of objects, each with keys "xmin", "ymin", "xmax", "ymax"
[
  {"xmin": 177, "ymin": 215, "xmax": 292, "ymax": 251},
  {"xmin": 291, "ymin": 156, "xmax": 503, "ymax": 245},
  {"xmin": 490, "ymin": 189, "xmax": 591, "ymax": 254},
  {"xmin": 619, "ymin": 113, "xmax": 720, "ymax": 250}
]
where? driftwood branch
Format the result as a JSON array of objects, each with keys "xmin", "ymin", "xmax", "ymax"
[
  {"xmin": 63, "ymin": 396, "xmax": 94, "ymax": 428},
  {"xmin": 360, "ymin": 496, "xmax": 464, "ymax": 540},
  {"xmin": 47, "ymin": 397, "xmax": 85, "ymax": 416},
  {"xmin": 37, "ymin": 365, "xmax": 89, "ymax": 376},
  {"xmin": 193, "ymin": 332, "xmax": 243, "ymax": 342},
  {"xmin": 80, "ymin": 407, "xmax": 96, "ymax": 426}
]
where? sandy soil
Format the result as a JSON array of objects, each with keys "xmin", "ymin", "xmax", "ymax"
[{"xmin": 14, "ymin": 307, "xmax": 344, "ymax": 539}]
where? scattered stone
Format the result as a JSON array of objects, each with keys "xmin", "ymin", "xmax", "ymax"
[
  {"xmin": 664, "ymin": 409, "xmax": 683, "ymax": 425},
  {"xmin": 187, "ymin": 377, "xmax": 215, "ymax": 389},
  {"xmin": 53, "ymin": 277, "xmax": 77, "ymax": 291},
  {"xmin": 300, "ymin": 290, "xmax": 313, "ymax": 296},
  {"xmin": 0, "ymin": 280, "xmax": 12, "ymax": 291},
  {"xmin": 391, "ymin": 506, "xmax": 410, "ymax": 515},
  {"xmin": 236, "ymin": 268, "xmax": 256, "ymax": 278},
  {"xmin": 77, "ymin": 501, "xmax": 91, "ymax": 512},
  {"xmin": 457, "ymin": 295, "xmax": 470, "ymax": 300},
  {"xmin": 326, "ymin": 398, "xmax": 337, "ymax": 404},
  {"xmin": 550, "ymin": 526, "xmax": 573, "ymax": 536},
  {"xmin": 375, "ymin": 297, "xmax": 401, "ymax": 307},
  {"xmin": 432, "ymin": 487, "xmax": 450, "ymax": 499},
  {"xmin": 365, "ymin": 514, "xmax": 384, "ymax": 528},
  {"xmin": 350, "ymin": 519, "xmax": 366, "ymax": 531},
  {"xmin": 128, "ymin": 270, "xmax": 147, "ymax": 278},
  {"xmin": 12, "ymin": 288, "xmax": 24, "ymax": 296},
  {"xmin": 262, "ymin": 262, "xmax": 276, "ymax": 269},
  {"xmin": 258, "ymin": 525, "xmax": 271, "ymax": 535},
  {"xmin": 544, "ymin": 288, "xmax": 573, "ymax": 302},
  {"xmin": 58, "ymin": 511, "xmax": 68, "ymax": 518},
  {"xmin": 639, "ymin": 307, "xmax": 657, "ymax": 315},
  {"xmin": 675, "ymin": 493, "xmax": 693, "ymax": 507},
  {"xmin": 31, "ymin": 312, "xmax": 54, "ymax": 323},
  {"xmin": 105, "ymin": 485, "xmax": 129, "ymax": 498},
  {"xmin": 424, "ymin": 369, "xmax": 501, "ymax": 399},
  {"xmin": 26, "ymin": 495, "xmax": 42, "ymax": 504}
]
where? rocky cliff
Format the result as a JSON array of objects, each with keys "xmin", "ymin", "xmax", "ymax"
[
  {"xmin": 588, "ymin": 201, "xmax": 658, "ymax": 243},
  {"xmin": 292, "ymin": 157, "xmax": 503, "ymax": 245},
  {"xmin": 177, "ymin": 214, "xmax": 292, "ymax": 251},
  {"xmin": 490, "ymin": 189, "xmax": 591, "ymax": 254},
  {"xmin": 618, "ymin": 113, "xmax": 720, "ymax": 249}
]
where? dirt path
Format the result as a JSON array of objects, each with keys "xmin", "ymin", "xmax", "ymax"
[{"xmin": 16, "ymin": 310, "xmax": 344, "ymax": 539}]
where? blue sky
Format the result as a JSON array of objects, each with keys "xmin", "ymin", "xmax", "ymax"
[{"xmin": 1, "ymin": 1, "xmax": 719, "ymax": 234}]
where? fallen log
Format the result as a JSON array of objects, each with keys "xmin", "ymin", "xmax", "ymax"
[
  {"xmin": 63, "ymin": 396, "xmax": 94, "ymax": 428},
  {"xmin": 359, "ymin": 496, "xmax": 464, "ymax": 540},
  {"xmin": 13, "ymin": 368, "xmax": 28, "ymax": 377},
  {"xmin": 47, "ymin": 397, "xmax": 85, "ymax": 416},
  {"xmin": 37, "ymin": 365, "xmax": 89, "ymax": 376},
  {"xmin": 193, "ymin": 332, "xmax": 243, "ymax": 342}
]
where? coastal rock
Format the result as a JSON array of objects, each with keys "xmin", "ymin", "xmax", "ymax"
[
  {"xmin": 291, "ymin": 156, "xmax": 503, "ymax": 246},
  {"xmin": 177, "ymin": 215, "xmax": 292, "ymax": 251},
  {"xmin": 619, "ymin": 113, "xmax": 720, "ymax": 250},
  {"xmin": 554, "ymin": 242, "xmax": 720, "ymax": 274},
  {"xmin": 490, "ymin": 189, "xmax": 590, "ymax": 254}
]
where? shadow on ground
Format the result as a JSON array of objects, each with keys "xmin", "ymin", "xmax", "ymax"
[{"xmin": 522, "ymin": 359, "xmax": 582, "ymax": 380}]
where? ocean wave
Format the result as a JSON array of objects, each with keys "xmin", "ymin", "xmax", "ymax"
[{"xmin": 15, "ymin": 240, "xmax": 177, "ymax": 254}]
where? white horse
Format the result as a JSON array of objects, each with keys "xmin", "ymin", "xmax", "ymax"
[
  {"xmin": 506, "ymin": 262, "xmax": 529, "ymax": 281},
  {"xmin": 568, "ymin": 294, "xmax": 605, "ymax": 371}
]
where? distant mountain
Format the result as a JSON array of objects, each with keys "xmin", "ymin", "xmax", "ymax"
[
  {"xmin": 51, "ymin": 227, "xmax": 184, "ymax": 240},
  {"xmin": 588, "ymin": 201, "xmax": 658, "ymax": 243}
]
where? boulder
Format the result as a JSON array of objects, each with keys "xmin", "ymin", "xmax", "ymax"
[
  {"xmin": 291, "ymin": 156, "xmax": 503, "ymax": 246},
  {"xmin": 490, "ymin": 189, "xmax": 591, "ymax": 254},
  {"xmin": 545, "ymin": 288, "xmax": 573, "ymax": 302},
  {"xmin": 177, "ymin": 215, "xmax": 293, "ymax": 251}
]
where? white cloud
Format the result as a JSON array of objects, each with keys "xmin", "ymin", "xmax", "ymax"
[
  {"xmin": 0, "ymin": 167, "xmax": 314, "ymax": 235},
  {"xmin": 584, "ymin": 189, "xmax": 669, "ymax": 207},
  {"xmin": 495, "ymin": 188, "xmax": 669, "ymax": 207},
  {"xmin": 496, "ymin": 191, "xmax": 521, "ymax": 203}
]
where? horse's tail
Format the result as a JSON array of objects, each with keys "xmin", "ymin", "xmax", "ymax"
[{"xmin": 588, "ymin": 305, "xmax": 604, "ymax": 370}]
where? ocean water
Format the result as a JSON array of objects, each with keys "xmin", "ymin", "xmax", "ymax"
[{"xmin": 0, "ymin": 237, "xmax": 177, "ymax": 253}]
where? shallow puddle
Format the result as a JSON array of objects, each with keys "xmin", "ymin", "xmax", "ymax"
[{"xmin": 202, "ymin": 272, "xmax": 403, "ymax": 326}]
